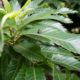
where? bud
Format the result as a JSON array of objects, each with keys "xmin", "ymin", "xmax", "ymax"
[{"xmin": 60, "ymin": 2, "xmax": 65, "ymax": 8}]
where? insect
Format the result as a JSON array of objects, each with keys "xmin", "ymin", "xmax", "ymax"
[{"xmin": 37, "ymin": 29, "xmax": 42, "ymax": 34}]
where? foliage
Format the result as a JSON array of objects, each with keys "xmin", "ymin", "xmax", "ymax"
[
  {"xmin": 0, "ymin": 0, "xmax": 80, "ymax": 80},
  {"xmin": 43, "ymin": 0, "xmax": 80, "ymax": 16}
]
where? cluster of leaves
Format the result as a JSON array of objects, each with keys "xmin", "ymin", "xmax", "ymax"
[
  {"xmin": 63, "ymin": 0, "xmax": 80, "ymax": 16},
  {"xmin": 0, "ymin": 0, "xmax": 80, "ymax": 80},
  {"xmin": 43, "ymin": 0, "xmax": 80, "ymax": 16}
]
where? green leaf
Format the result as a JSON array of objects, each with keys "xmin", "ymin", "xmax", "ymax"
[
  {"xmin": 20, "ymin": 0, "xmax": 31, "ymax": 12},
  {"xmin": 2, "ymin": 0, "xmax": 11, "ymax": 13},
  {"xmin": 3, "ymin": 18, "xmax": 16, "ymax": 28},
  {"xmin": 3, "ymin": 57, "xmax": 21, "ymax": 80},
  {"xmin": 57, "ymin": 8, "xmax": 77, "ymax": 14},
  {"xmin": 35, "ymin": 20, "xmax": 67, "ymax": 32},
  {"xmin": 39, "ymin": 15, "xmax": 73, "ymax": 23},
  {"xmin": 24, "ymin": 0, "xmax": 43, "ymax": 9},
  {"xmin": 0, "ymin": 49, "xmax": 10, "ymax": 78},
  {"xmin": 0, "ymin": 12, "xmax": 5, "ymax": 22},
  {"xmin": 40, "ymin": 45, "xmax": 80, "ymax": 71},
  {"xmin": 10, "ymin": 0, "xmax": 21, "ymax": 12},
  {"xmin": 21, "ymin": 26, "xmax": 80, "ymax": 54},
  {"xmin": 40, "ymin": 44, "xmax": 74, "ymax": 57},
  {"xmin": 15, "ymin": 63, "xmax": 27, "ymax": 80},
  {"xmin": 71, "ymin": 74, "xmax": 80, "ymax": 80},
  {"xmin": 53, "ymin": 66, "xmax": 66, "ymax": 80},
  {"xmin": 25, "ymin": 66, "xmax": 46, "ymax": 80},
  {"xmin": 26, "ymin": 7, "xmax": 77, "ymax": 16},
  {"xmin": 13, "ymin": 41, "xmax": 45, "ymax": 62},
  {"xmin": 0, "ymin": 50, "xmax": 21, "ymax": 80},
  {"xmin": 50, "ymin": 54, "xmax": 80, "ymax": 71},
  {"xmin": 0, "ymin": 8, "xmax": 6, "ymax": 14},
  {"xmin": 15, "ymin": 63, "xmax": 46, "ymax": 80}
]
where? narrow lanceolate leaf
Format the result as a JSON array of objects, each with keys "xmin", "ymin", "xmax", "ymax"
[
  {"xmin": 2, "ymin": 0, "xmax": 11, "ymax": 13},
  {"xmin": 10, "ymin": 0, "xmax": 21, "ymax": 12},
  {"xmin": 24, "ymin": 0, "xmax": 43, "ymax": 9},
  {"xmin": 40, "ymin": 15, "xmax": 73, "ymax": 23},
  {"xmin": 25, "ymin": 66, "xmax": 46, "ymax": 80},
  {"xmin": 20, "ymin": 0, "xmax": 31, "ymax": 12},
  {"xmin": 40, "ymin": 44, "xmax": 74, "ymax": 57},
  {"xmin": 56, "ymin": 8, "xmax": 77, "ymax": 14},
  {"xmin": 53, "ymin": 66, "xmax": 66, "ymax": 80},
  {"xmin": 15, "ymin": 63, "xmax": 46, "ymax": 80},
  {"xmin": 71, "ymin": 74, "xmax": 80, "ymax": 80},
  {"xmin": 50, "ymin": 54, "xmax": 80, "ymax": 71},
  {"xmin": 0, "ymin": 8, "xmax": 6, "ymax": 14},
  {"xmin": 3, "ymin": 57, "xmax": 21, "ymax": 80},
  {"xmin": 21, "ymin": 26, "xmax": 80, "ymax": 54},
  {"xmin": 40, "ymin": 45, "xmax": 80, "ymax": 71},
  {"xmin": 0, "ymin": 49, "xmax": 10, "ymax": 77},
  {"xmin": 15, "ymin": 63, "xmax": 26, "ymax": 80},
  {"xmin": 1, "ymin": 52, "xmax": 21, "ymax": 80},
  {"xmin": 36, "ymin": 20, "xmax": 67, "ymax": 32},
  {"xmin": 13, "ymin": 41, "xmax": 45, "ymax": 62}
]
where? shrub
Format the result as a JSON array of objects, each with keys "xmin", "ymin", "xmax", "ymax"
[{"xmin": 0, "ymin": 0, "xmax": 80, "ymax": 80}]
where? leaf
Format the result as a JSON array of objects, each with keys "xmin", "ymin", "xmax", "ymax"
[
  {"xmin": 3, "ymin": 18, "xmax": 16, "ymax": 28},
  {"xmin": 0, "ymin": 8, "xmax": 6, "ymax": 14},
  {"xmin": 26, "ymin": 7, "xmax": 77, "ymax": 16},
  {"xmin": 0, "ymin": 48, "xmax": 10, "ymax": 78},
  {"xmin": 1, "ymin": 11, "xmax": 19, "ymax": 27},
  {"xmin": 4, "ymin": 58, "xmax": 20, "ymax": 80},
  {"xmin": 50, "ymin": 54, "xmax": 80, "ymax": 71},
  {"xmin": 3, "ymin": 56, "xmax": 21, "ymax": 80},
  {"xmin": 20, "ymin": 0, "xmax": 31, "ymax": 12},
  {"xmin": 53, "ymin": 66, "xmax": 66, "ymax": 80},
  {"xmin": 39, "ymin": 15, "xmax": 73, "ymax": 23},
  {"xmin": 25, "ymin": 66, "xmax": 46, "ymax": 80},
  {"xmin": 0, "ymin": 12, "xmax": 4, "ymax": 22},
  {"xmin": 15, "ymin": 63, "xmax": 46, "ymax": 80},
  {"xmin": 21, "ymin": 26, "xmax": 80, "ymax": 54},
  {"xmin": 13, "ymin": 41, "xmax": 45, "ymax": 62},
  {"xmin": 15, "ymin": 63, "xmax": 27, "ymax": 80},
  {"xmin": 57, "ymin": 8, "xmax": 77, "ymax": 14},
  {"xmin": 40, "ymin": 45, "xmax": 80, "ymax": 71},
  {"xmin": 71, "ymin": 74, "xmax": 80, "ymax": 80},
  {"xmin": 24, "ymin": 0, "xmax": 43, "ymax": 9},
  {"xmin": 10, "ymin": 0, "xmax": 21, "ymax": 12},
  {"xmin": 2, "ymin": 0, "xmax": 11, "ymax": 13},
  {"xmin": 36, "ymin": 20, "xmax": 67, "ymax": 32},
  {"xmin": 40, "ymin": 44, "xmax": 74, "ymax": 57},
  {"xmin": 0, "ymin": 47, "xmax": 21, "ymax": 80}
]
